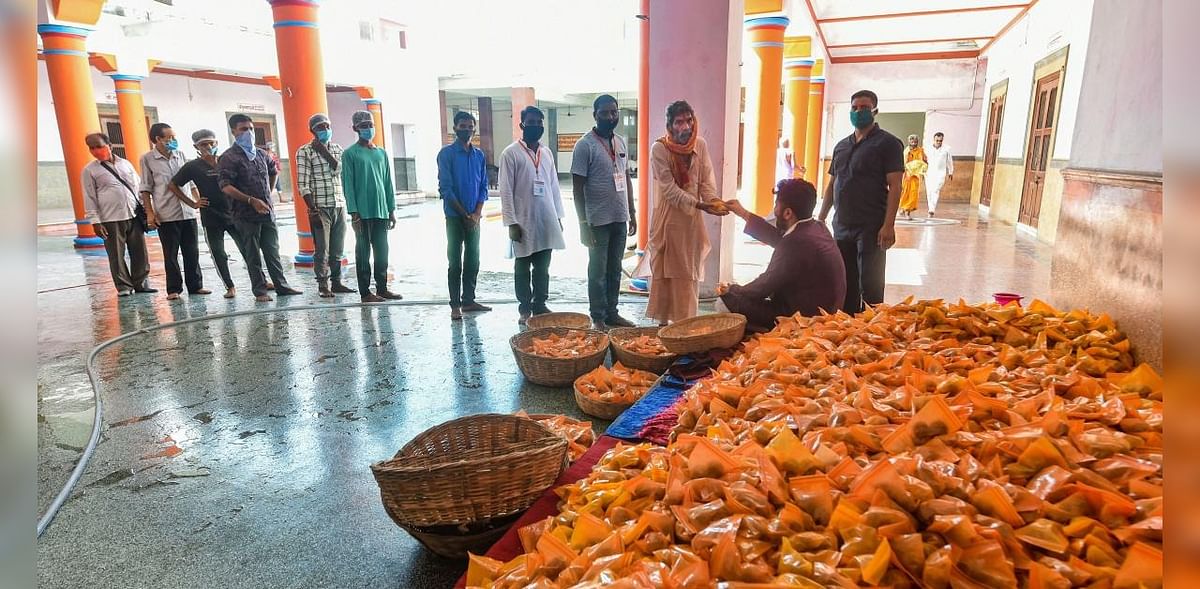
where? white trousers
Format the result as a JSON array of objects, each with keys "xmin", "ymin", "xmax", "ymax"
[{"xmin": 927, "ymin": 173, "xmax": 947, "ymax": 212}]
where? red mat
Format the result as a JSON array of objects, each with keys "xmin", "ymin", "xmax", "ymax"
[{"xmin": 453, "ymin": 435, "xmax": 622, "ymax": 588}]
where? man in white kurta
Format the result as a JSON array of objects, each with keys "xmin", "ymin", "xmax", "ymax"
[
  {"xmin": 925, "ymin": 132, "xmax": 954, "ymax": 216},
  {"xmin": 499, "ymin": 106, "xmax": 566, "ymax": 323}
]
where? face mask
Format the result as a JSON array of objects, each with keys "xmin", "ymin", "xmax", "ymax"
[
  {"xmin": 850, "ymin": 109, "xmax": 875, "ymax": 130},
  {"xmin": 165, "ymin": 138, "xmax": 179, "ymax": 151},
  {"xmin": 90, "ymin": 146, "xmax": 112, "ymax": 161},
  {"xmin": 316, "ymin": 129, "xmax": 332, "ymax": 143},
  {"xmin": 210, "ymin": 145, "xmax": 219, "ymax": 156},
  {"xmin": 596, "ymin": 119, "xmax": 618, "ymax": 134},
  {"xmin": 357, "ymin": 127, "xmax": 375, "ymax": 141},
  {"xmin": 522, "ymin": 126, "xmax": 544, "ymax": 144},
  {"xmin": 234, "ymin": 131, "xmax": 256, "ymax": 158},
  {"xmin": 455, "ymin": 129, "xmax": 473, "ymax": 143}
]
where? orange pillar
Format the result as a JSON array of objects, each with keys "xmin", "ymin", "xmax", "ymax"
[
  {"xmin": 804, "ymin": 65, "xmax": 827, "ymax": 192},
  {"xmin": 109, "ymin": 74, "xmax": 152, "ymax": 175},
  {"xmin": 743, "ymin": 7, "xmax": 788, "ymax": 216},
  {"xmin": 364, "ymin": 99, "xmax": 386, "ymax": 149},
  {"xmin": 268, "ymin": 0, "xmax": 325, "ymax": 266},
  {"xmin": 38, "ymin": 24, "xmax": 103, "ymax": 248},
  {"xmin": 782, "ymin": 36, "xmax": 813, "ymax": 180},
  {"xmin": 636, "ymin": 0, "xmax": 650, "ymax": 251}
]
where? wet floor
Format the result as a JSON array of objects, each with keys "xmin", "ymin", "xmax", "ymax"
[{"xmin": 36, "ymin": 197, "xmax": 1052, "ymax": 587}]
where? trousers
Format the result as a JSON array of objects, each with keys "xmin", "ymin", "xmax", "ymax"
[
  {"xmin": 156, "ymin": 218, "xmax": 203, "ymax": 294},
  {"xmin": 514, "ymin": 248, "xmax": 552, "ymax": 314},
  {"xmin": 354, "ymin": 218, "xmax": 391, "ymax": 294},
  {"xmin": 100, "ymin": 218, "xmax": 151, "ymax": 292}
]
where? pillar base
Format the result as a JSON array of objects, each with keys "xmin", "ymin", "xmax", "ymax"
[
  {"xmin": 294, "ymin": 253, "xmax": 315, "ymax": 267},
  {"xmin": 74, "ymin": 236, "xmax": 105, "ymax": 248}
]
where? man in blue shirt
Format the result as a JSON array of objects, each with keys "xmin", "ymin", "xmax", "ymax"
[{"xmin": 437, "ymin": 111, "xmax": 491, "ymax": 320}]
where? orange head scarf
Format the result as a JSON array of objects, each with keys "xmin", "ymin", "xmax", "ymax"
[{"xmin": 657, "ymin": 115, "xmax": 699, "ymax": 188}]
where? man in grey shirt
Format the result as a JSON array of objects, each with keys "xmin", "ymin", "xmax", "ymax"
[
  {"xmin": 571, "ymin": 94, "xmax": 638, "ymax": 330},
  {"xmin": 140, "ymin": 122, "xmax": 208, "ymax": 299},
  {"xmin": 82, "ymin": 132, "xmax": 155, "ymax": 296}
]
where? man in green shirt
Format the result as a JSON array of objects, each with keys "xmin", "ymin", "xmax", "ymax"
[{"xmin": 342, "ymin": 110, "xmax": 401, "ymax": 303}]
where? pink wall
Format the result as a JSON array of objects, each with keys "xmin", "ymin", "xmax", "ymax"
[{"xmin": 647, "ymin": 0, "xmax": 744, "ymax": 295}]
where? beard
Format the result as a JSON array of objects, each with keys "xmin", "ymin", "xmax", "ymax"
[
  {"xmin": 775, "ymin": 217, "xmax": 789, "ymax": 231},
  {"xmin": 674, "ymin": 129, "xmax": 693, "ymax": 144}
]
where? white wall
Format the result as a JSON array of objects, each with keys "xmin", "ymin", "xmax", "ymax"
[
  {"xmin": 326, "ymin": 91, "xmax": 366, "ymax": 152},
  {"xmin": 825, "ymin": 58, "xmax": 985, "ymax": 157},
  {"xmin": 1066, "ymin": 0, "xmax": 1161, "ymax": 175},
  {"xmin": 37, "ymin": 62, "xmax": 287, "ymax": 162},
  {"xmin": 554, "ymin": 108, "xmax": 605, "ymax": 172},
  {"xmin": 975, "ymin": 0, "xmax": 1096, "ymax": 161}
]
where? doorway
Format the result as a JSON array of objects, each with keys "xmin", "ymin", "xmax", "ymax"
[
  {"xmin": 980, "ymin": 91, "xmax": 1005, "ymax": 207},
  {"xmin": 1018, "ymin": 70, "xmax": 1062, "ymax": 228}
]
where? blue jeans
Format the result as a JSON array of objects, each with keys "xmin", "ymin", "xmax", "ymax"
[{"xmin": 586, "ymin": 222, "xmax": 627, "ymax": 321}]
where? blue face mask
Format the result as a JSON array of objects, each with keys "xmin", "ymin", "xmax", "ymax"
[
  {"xmin": 357, "ymin": 127, "xmax": 375, "ymax": 142},
  {"xmin": 209, "ymin": 145, "xmax": 219, "ymax": 156},
  {"xmin": 849, "ymin": 109, "xmax": 875, "ymax": 130},
  {"xmin": 316, "ymin": 129, "xmax": 332, "ymax": 143},
  {"xmin": 166, "ymin": 138, "xmax": 179, "ymax": 151},
  {"xmin": 234, "ymin": 130, "xmax": 256, "ymax": 158}
]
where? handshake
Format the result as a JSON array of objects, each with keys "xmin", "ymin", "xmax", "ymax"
[{"xmin": 697, "ymin": 199, "xmax": 748, "ymax": 218}]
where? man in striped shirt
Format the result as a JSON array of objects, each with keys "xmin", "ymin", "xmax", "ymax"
[{"xmin": 297, "ymin": 113, "xmax": 355, "ymax": 298}]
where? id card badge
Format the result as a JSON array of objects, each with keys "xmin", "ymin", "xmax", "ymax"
[
  {"xmin": 614, "ymin": 171, "xmax": 627, "ymax": 193},
  {"xmin": 533, "ymin": 180, "xmax": 547, "ymax": 197}
]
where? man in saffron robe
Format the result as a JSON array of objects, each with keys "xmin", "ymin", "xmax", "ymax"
[{"xmin": 641, "ymin": 100, "xmax": 730, "ymax": 325}]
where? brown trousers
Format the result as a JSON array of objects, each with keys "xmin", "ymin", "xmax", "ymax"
[{"xmin": 100, "ymin": 218, "xmax": 151, "ymax": 292}]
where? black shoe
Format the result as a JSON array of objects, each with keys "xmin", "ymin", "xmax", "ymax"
[
  {"xmin": 518, "ymin": 310, "xmax": 532, "ymax": 325},
  {"xmin": 592, "ymin": 320, "xmax": 609, "ymax": 332},
  {"xmin": 330, "ymin": 282, "xmax": 357, "ymax": 294},
  {"xmin": 605, "ymin": 314, "xmax": 636, "ymax": 328},
  {"xmin": 378, "ymin": 290, "xmax": 403, "ymax": 300},
  {"xmin": 275, "ymin": 286, "xmax": 303, "ymax": 296},
  {"xmin": 461, "ymin": 302, "xmax": 492, "ymax": 313},
  {"xmin": 531, "ymin": 306, "xmax": 552, "ymax": 316},
  {"xmin": 134, "ymin": 287, "xmax": 159, "ymax": 294}
]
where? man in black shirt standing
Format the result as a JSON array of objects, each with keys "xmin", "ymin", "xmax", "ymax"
[
  {"xmin": 818, "ymin": 89, "xmax": 904, "ymax": 314},
  {"xmin": 170, "ymin": 129, "xmax": 246, "ymax": 299}
]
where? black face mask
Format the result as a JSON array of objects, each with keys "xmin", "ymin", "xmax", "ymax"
[
  {"xmin": 522, "ymin": 126, "xmax": 544, "ymax": 144},
  {"xmin": 596, "ymin": 119, "xmax": 618, "ymax": 134},
  {"xmin": 455, "ymin": 129, "xmax": 473, "ymax": 143}
]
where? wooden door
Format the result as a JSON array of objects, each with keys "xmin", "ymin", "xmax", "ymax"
[
  {"xmin": 980, "ymin": 93, "xmax": 1005, "ymax": 206},
  {"xmin": 1019, "ymin": 71, "xmax": 1061, "ymax": 227}
]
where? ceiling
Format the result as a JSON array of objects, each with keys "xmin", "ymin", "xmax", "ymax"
[{"xmin": 802, "ymin": 0, "xmax": 1038, "ymax": 63}]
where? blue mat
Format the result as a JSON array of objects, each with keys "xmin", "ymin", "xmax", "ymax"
[{"xmin": 605, "ymin": 374, "xmax": 690, "ymax": 440}]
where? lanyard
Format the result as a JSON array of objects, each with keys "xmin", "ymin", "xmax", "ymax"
[
  {"xmin": 593, "ymin": 130, "xmax": 618, "ymax": 164},
  {"xmin": 519, "ymin": 140, "xmax": 542, "ymax": 177}
]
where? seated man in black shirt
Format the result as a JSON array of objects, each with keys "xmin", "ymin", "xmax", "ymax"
[
  {"xmin": 817, "ymin": 89, "xmax": 904, "ymax": 314},
  {"xmin": 170, "ymin": 129, "xmax": 247, "ymax": 299}
]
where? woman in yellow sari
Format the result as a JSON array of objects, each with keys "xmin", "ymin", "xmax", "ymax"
[{"xmin": 899, "ymin": 134, "xmax": 927, "ymax": 219}]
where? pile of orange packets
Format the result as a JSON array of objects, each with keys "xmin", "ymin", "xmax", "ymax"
[{"xmin": 470, "ymin": 299, "xmax": 1162, "ymax": 588}]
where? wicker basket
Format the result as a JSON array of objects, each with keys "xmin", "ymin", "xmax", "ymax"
[
  {"xmin": 397, "ymin": 512, "xmax": 521, "ymax": 559},
  {"xmin": 608, "ymin": 326, "xmax": 679, "ymax": 374},
  {"xmin": 371, "ymin": 414, "xmax": 567, "ymax": 535},
  {"xmin": 510, "ymin": 327, "xmax": 610, "ymax": 387},
  {"xmin": 526, "ymin": 312, "xmax": 591, "ymax": 330},
  {"xmin": 573, "ymin": 384, "xmax": 637, "ymax": 421},
  {"xmin": 658, "ymin": 313, "xmax": 747, "ymax": 354}
]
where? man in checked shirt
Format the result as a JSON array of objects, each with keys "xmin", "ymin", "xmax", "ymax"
[{"xmin": 296, "ymin": 113, "xmax": 355, "ymax": 298}]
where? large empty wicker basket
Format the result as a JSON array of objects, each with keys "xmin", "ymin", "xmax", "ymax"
[
  {"xmin": 510, "ymin": 327, "xmax": 610, "ymax": 387},
  {"xmin": 658, "ymin": 313, "xmax": 747, "ymax": 354},
  {"xmin": 370, "ymin": 414, "xmax": 567, "ymax": 557}
]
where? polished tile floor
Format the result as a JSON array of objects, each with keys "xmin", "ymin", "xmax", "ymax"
[{"xmin": 36, "ymin": 197, "xmax": 1052, "ymax": 588}]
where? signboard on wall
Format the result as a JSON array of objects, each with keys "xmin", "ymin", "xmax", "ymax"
[
  {"xmin": 557, "ymin": 133, "xmax": 583, "ymax": 152},
  {"xmin": 237, "ymin": 102, "xmax": 266, "ymax": 113},
  {"xmin": 444, "ymin": 133, "xmax": 482, "ymax": 147}
]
